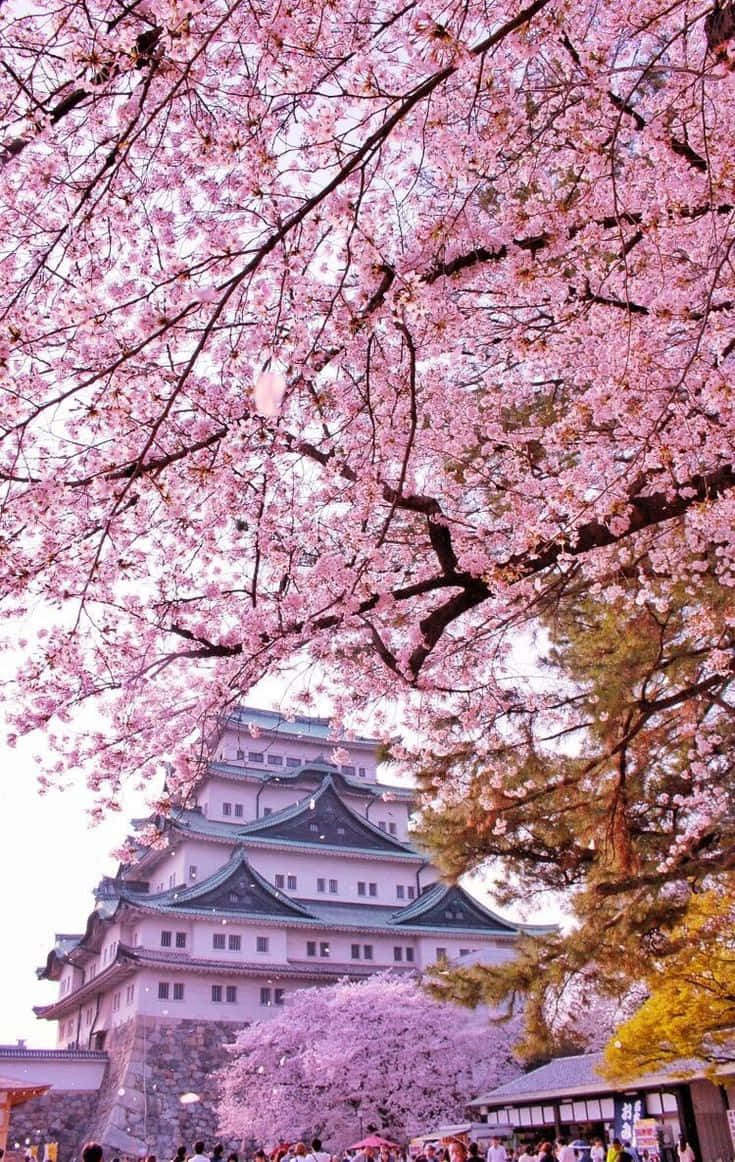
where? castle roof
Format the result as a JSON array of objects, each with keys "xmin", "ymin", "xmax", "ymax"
[
  {"xmin": 120, "ymin": 849, "xmax": 316, "ymax": 918},
  {"xmin": 233, "ymin": 774, "xmax": 415, "ymax": 852},
  {"xmin": 39, "ymin": 852, "xmax": 540, "ymax": 985},
  {"xmin": 136, "ymin": 773, "xmax": 422, "ymax": 861},
  {"xmin": 390, "ymin": 881, "xmax": 526, "ymax": 932},
  {"xmin": 219, "ymin": 706, "xmax": 378, "ymax": 750},
  {"xmin": 206, "ymin": 755, "xmax": 413, "ymax": 801}
]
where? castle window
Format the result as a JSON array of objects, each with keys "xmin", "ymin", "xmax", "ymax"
[
  {"xmin": 256, "ymin": 936, "xmax": 269, "ymax": 953},
  {"xmin": 274, "ymin": 988, "xmax": 285, "ymax": 1005},
  {"xmin": 226, "ymin": 986, "xmax": 237, "ymax": 1003},
  {"xmin": 158, "ymin": 982, "xmax": 169, "ymax": 999},
  {"xmin": 436, "ymin": 947, "xmax": 447, "ymax": 961},
  {"xmin": 329, "ymin": 879, "xmax": 338, "ymax": 894},
  {"xmin": 249, "ymin": 751, "xmax": 264, "ymax": 762},
  {"xmin": 320, "ymin": 942, "xmax": 330, "ymax": 957},
  {"xmin": 275, "ymin": 874, "xmax": 285, "ymax": 889},
  {"xmin": 306, "ymin": 941, "xmax": 317, "ymax": 957},
  {"xmin": 211, "ymin": 985, "xmax": 223, "ymax": 1002},
  {"xmin": 173, "ymin": 982, "xmax": 185, "ymax": 1001},
  {"xmin": 287, "ymin": 875, "xmax": 297, "ymax": 891},
  {"xmin": 263, "ymin": 807, "xmax": 273, "ymax": 816},
  {"xmin": 460, "ymin": 948, "xmax": 470, "ymax": 956},
  {"xmin": 406, "ymin": 947, "xmax": 415, "ymax": 963},
  {"xmin": 222, "ymin": 802, "xmax": 232, "ymax": 816},
  {"xmin": 237, "ymin": 748, "xmax": 245, "ymax": 759},
  {"xmin": 267, "ymin": 754, "xmax": 283, "ymax": 766},
  {"xmin": 189, "ymin": 865, "xmax": 197, "ymax": 881},
  {"xmin": 393, "ymin": 947, "xmax": 403, "ymax": 962},
  {"xmin": 160, "ymin": 930, "xmax": 172, "ymax": 947},
  {"xmin": 286, "ymin": 757, "xmax": 300, "ymax": 768},
  {"xmin": 358, "ymin": 767, "xmax": 366, "ymax": 777},
  {"xmin": 317, "ymin": 877, "xmax": 326, "ymax": 893},
  {"xmin": 407, "ymin": 886, "xmax": 415, "ymax": 900},
  {"xmin": 260, "ymin": 987, "xmax": 271, "ymax": 1006},
  {"xmin": 213, "ymin": 933, "xmax": 226, "ymax": 950},
  {"xmin": 389, "ymin": 822, "xmax": 397, "ymax": 836},
  {"xmin": 396, "ymin": 885, "xmax": 405, "ymax": 900},
  {"xmin": 363, "ymin": 945, "xmax": 373, "ymax": 960},
  {"xmin": 175, "ymin": 932, "xmax": 187, "ymax": 948},
  {"xmin": 357, "ymin": 882, "xmax": 366, "ymax": 896},
  {"xmin": 229, "ymin": 892, "xmax": 239, "ymax": 903},
  {"xmin": 368, "ymin": 882, "xmax": 377, "ymax": 897},
  {"xmin": 337, "ymin": 826, "xmax": 346, "ymax": 836},
  {"xmin": 309, "ymin": 822, "xmax": 319, "ymax": 833},
  {"xmin": 351, "ymin": 944, "xmax": 361, "ymax": 959},
  {"xmin": 340, "ymin": 764, "xmax": 356, "ymax": 776},
  {"xmin": 126, "ymin": 984, "xmax": 135, "ymax": 1004},
  {"xmin": 112, "ymin": 992, "xmax": 120, "ymax": 1011},
  {"xmin": 378, "ymin": 822, "xmax": 387, "ymax": 831},
  {"xmin": 228, "ymin": 934, "xmax": 241, "ymax": 951},
  {"xmin": 234, "ymin": 803, "xmax": 244, "ymax": 818}
]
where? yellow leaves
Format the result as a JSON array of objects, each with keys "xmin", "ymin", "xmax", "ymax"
[{"xmin": 600, "ymin": 886, "xmax": 735, "ymax": 1081}]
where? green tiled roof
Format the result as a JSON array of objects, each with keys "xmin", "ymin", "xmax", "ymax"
[{"xmin": 121, "ymin": 849, "xmax": 316, "ymax": 919}]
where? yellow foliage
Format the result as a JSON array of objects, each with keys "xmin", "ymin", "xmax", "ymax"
[{"xmin": 601, "ymin": 887, "xmax": 735, "ymax": 1081}]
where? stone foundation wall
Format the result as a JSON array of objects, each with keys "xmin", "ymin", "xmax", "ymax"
[
  {"xmin": 89, "ymin": 1016, "xmax": 244, "ymax": 1159},
  {"xmin": 8, "ymin": 1018, "xmax": 246, "ymax": 1162},
  {"xmin": 7, "ymin": 1090, "xmax": 99, "ymax": 1162}
]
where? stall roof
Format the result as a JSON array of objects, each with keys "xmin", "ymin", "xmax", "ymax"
[{"xmin": 469, "ymin": 1052, "xmax": 705, "ymax": 1108}]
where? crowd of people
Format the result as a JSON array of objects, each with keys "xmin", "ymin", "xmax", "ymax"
[{"xmin": 77, "ymin": 1130, "xmax": 697, "ymax": 1162}]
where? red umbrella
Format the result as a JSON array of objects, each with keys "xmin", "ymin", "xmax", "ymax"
[{"xmin": 349, "ymin": 1137, "xmax": 401, "ymax": 1151}]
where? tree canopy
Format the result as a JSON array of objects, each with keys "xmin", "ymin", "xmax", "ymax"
[
  {"xmin": 2, "ymin": 0, "xmax": 735, "ymax": 1050},
  {"xmin": 217, "ymin": 975, "xmax": 517, "ymax": 1148}
]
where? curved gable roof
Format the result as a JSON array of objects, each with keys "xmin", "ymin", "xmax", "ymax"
[
  {"xmin": 122, "ymin": 849, "xmax": 316, "ymax": 918},
  {"xmin": 392, "ymin": 882, "xmax": 519, "ymax": 932},
  {"xmin": 237, "ymin": 775, "xmax": 415, "ymax": 853}
]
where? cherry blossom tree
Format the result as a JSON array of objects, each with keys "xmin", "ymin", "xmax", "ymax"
[
  {"xmin": 217, "ymin": 975, "xmax": 518, "ymax": 1147},
  {"xmin": 2, "ymin": 0, "xmax": 735, "ymax": 1022}
]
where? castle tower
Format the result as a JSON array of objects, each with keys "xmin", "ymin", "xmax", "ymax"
[{"xmin": 27, "ymin": 708, "xmax": 547, "ymax": 1157}]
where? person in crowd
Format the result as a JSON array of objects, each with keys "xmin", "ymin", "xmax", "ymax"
[
  {"xmin": 468, "ymin": 1143, "xmax": 482, "ymax": 1162},
  {"xmin": 606, "ymin": 1140, "xmax": 622, "ymax": 1162},
  {"xmin": 415, "ymin": 1144, "xmax": 440, "ymax": 1162},
  {"xmin": 354, "ymin": 1148, "xmax": 377, "ymax": 1162},
  {"xmin": 190, "ymin": 1143, "xmax": 209, "ymax": 1162},
  {"xmin": 172, "ymin": 1148, "xmax": 186, "ymax": 1162},
  {"xmin": 518, "ymin": 1145, "xmax": 535, "ymax": 1162},
  {"xmin": 83, "ymin": 1144, "xmax": 104, "ymax": 1162},
  {"xmin": 146, "ymin": 1155, "xmax": 156, "ymax": 1162},
  {"xmin": 449, "ymin": 1143, "xmax": 467, "ymax": 1162},
  {"xmin": 677, "ymin": 1139, "xmax": 695, "ymax": 1162},
  {"xmin": 307, "ymin": 1141, "xmax": 329, "ymax": 1162},
  {"xmin": 486, "ymin": 1139, "xmax": 507, "ymax": 1162},
  {"xmin": 590, "ymin": 1140, "xmax": 605, "ymax": 1162},
  {"xmin": 536, "ymin": 1142, "xmax": 554, "ymax": 1162},
  {"xmin": 211, "ymin": 1147, "xmax": 224, "ymax": 1162},
  {"xmin": 556, "ymin": 1140, "xmax": 576, "ymax": 1162}
]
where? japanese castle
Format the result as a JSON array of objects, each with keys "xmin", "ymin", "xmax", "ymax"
[{"xmin": 37, "ymin": 707, "xmax": 541, "ymax": 1047}]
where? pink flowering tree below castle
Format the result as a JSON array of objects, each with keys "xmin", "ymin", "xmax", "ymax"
[{"xmin": 217, "ymin": 975, "xmax": 518, "ymax": 1148}]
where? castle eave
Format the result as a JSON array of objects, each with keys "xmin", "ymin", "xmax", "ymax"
[{"xmin": 35, "ymin": 959, "xmax": 136, "ymax": 1020}]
